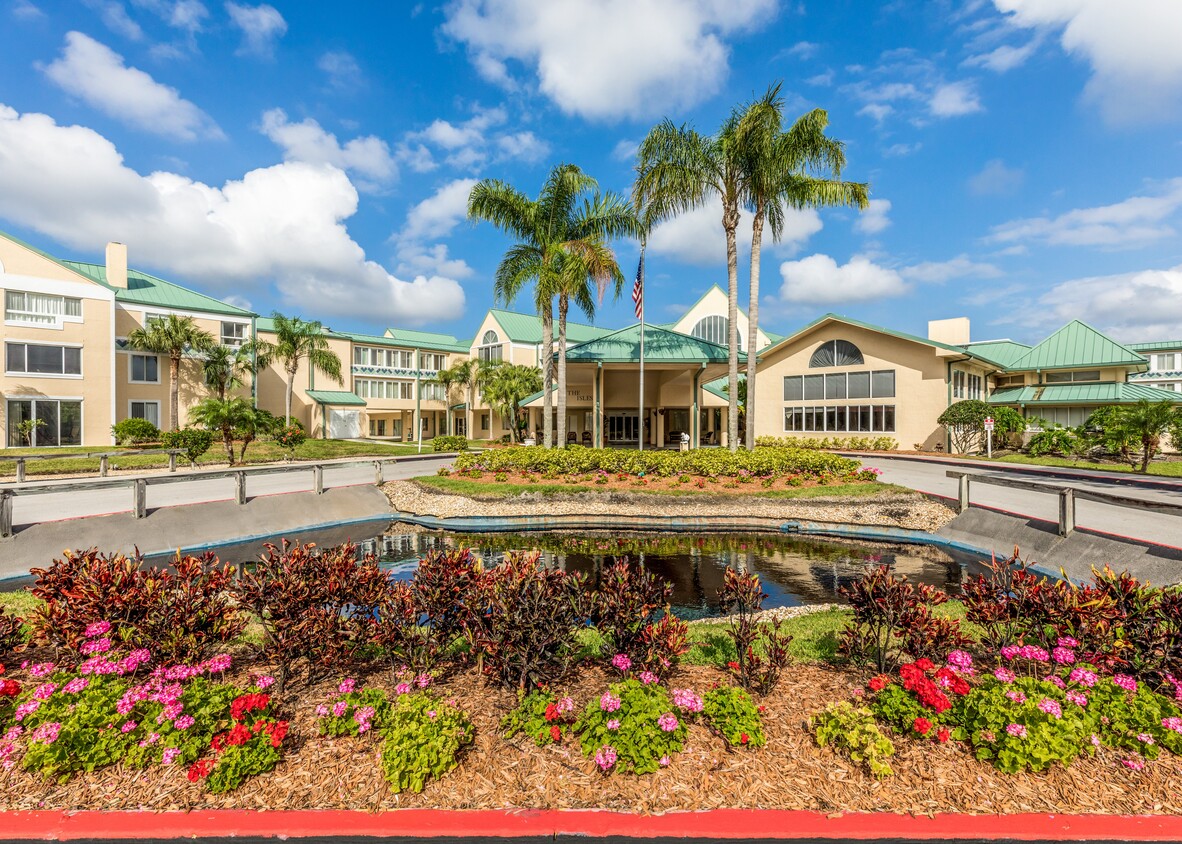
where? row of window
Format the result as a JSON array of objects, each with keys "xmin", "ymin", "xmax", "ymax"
[
  {"xmin": 783, "ymin": 370, "xmax": 896, "ymax": 402},
  {"xmin": 354, "ymin": 378, "xmax": 450, "ymax": 401},
  {"xmin": 1045, "ymin": 369, "xmax": 1100, "ymax": 383},
  {"xmin": 353, "ymin": 346, "xmax": 447, "ymax": 371},
  {"xmin": 952, "ymin": 370, "xmax": 983, "ymax": 400},
  {"xmin": 1149, "ymin": 353, "xmax": 1182, "ymax": 373},
  {"xmin": 784, "ymin": 405, "xmax": 896, "ymax": 433},
  {"xmin": 5, "ymin": 291, "xmax": 83, "ymax": 326},
  {"xmin": 6, "ymin": 342, "xmax": 82, "ymax": 376}
]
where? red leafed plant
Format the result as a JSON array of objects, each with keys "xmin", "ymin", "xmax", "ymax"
[
  {"xmin": 718, "ymin": 569, "xmax": 793, "ymax": 695},
  {"xmin": 589, "ymin": 559, "xmax": 673, "ymax": 662},
  {"xmin": 0, "ymin": 606, "xmax": 23, "ymax": 656}
]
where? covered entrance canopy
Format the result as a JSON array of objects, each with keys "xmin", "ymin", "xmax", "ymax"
[
  {"xmin": 521, "ymin": 323, "xmax": 745, "ymax": 448},
  {"xmin": 307, "ymin": 390, "xmax": 365, "ymax": 439}
]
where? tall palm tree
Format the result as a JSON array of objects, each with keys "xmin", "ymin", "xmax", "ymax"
[
  {"xmin": 126, "ymin": 314, "xmax": 216, "ymax": 430},
  {"xmin": 635, "ymin": 111, "xmax": 749, "ymax": 451},
  {"xmin": 431, "ymin": 364, "xmax": 463, "ymax": 435},
  {"xmin": 468, "ymin": 164, "xmax": 636, "ymax": 448},
  {"xmin": 251, "ymin": 312, "xmax": 343, "ymax": 425},
  {"xmin": 739, "ymin": 90, "xmax": 870, "ymax": 449},
  {"xmin": 202, "ymin": 343, "xmax": 254, "ymax": 402},
  {"xmin": 481, "ymin": 363, "xmax": 543, "ymax": 442},
  {"xmin": 1113, "ymin": 399, "xmax": 1180, "ymax": 472}
]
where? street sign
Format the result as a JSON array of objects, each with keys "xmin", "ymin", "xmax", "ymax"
[
  {"xmin": 984, "ymin": 416, "xmax": 994, "ymax": 431},
  {"xmin": 984, "ymin": 416, "xmax": 994, "ymax": 458}
]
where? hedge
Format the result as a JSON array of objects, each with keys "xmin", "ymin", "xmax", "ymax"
[
  {"xmin": 452, "ymin": 446, "xmax": 859, "ymax": 478},
  {"xmin": 434, "ymin": 435, "xmax": 469, "ymax": 453},
  {"xmin": 755, "ymin": 435, "xmax": 897, "ymax": 452}
]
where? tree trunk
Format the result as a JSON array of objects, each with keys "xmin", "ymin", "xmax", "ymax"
[
  {"xmin": 745, "ymin": 206, "xmax": 765, "ymax": 452},
  {"xmin": 468, "ymin": 379, "xmax": 475, "ymax": 443},
  {"xmin": 222, "ymin": 422, "xmax": 235, "ymax": 465},
  {"xmin": 724, "ymin": 202, "xmax": 740, "ymax": 453},
  {"xmin": 284, "ymin": 365, "xmax": 295, "ymax": 426},
  {"xmin": 240, "ymin": 434, "xmax": 254, "ymax": 463},
  {"xmin": 170, "ymin": 353, "xmax": 182, "ymax": 430},
  {"xmin": 557, "ymin": 295, "xmax": 569, "ymax": 450},
  {"xmin": 542, "ymin": 300, "xmax": 555, "ymax": 449}
]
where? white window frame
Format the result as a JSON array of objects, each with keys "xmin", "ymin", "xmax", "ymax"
[
  {"xmin": 221, "ymin": 321, "xmax": 247, "ymax": 347},
  {"xmin": 5, "ymin": 341, "xmax": 84, "ymax": 378},
  {"xmin": 5, "ymin": 396, "xmax": 85, "ymax": 447},
  {"xmin": 4, "ymin": 289, "xmax": 83, "ymax": 329},
  {"xmin": 128, "ymin": 400, "xmax": 161, "ymax": 428},
  {"xmin": 127, "ymin": 352, "xmax": 161, "ymax": 384}
]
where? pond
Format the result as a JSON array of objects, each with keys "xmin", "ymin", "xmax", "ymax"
[{"xmin": 141, "ymin": 523, "xmax": 969, "ymax": 620}]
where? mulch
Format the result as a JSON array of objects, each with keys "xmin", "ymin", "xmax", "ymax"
[
  {"xmin": 446, "ymin": 474, "xmax": 859, "ymax": 495},
  {"xmin": 1, "ymin": 655, "xmax": 1179, "ymax": 815}
]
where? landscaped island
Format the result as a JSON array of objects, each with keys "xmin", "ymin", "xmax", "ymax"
[{"xmin": 0, "ymin": 542, "xmax": 1179, "ymax": 813}]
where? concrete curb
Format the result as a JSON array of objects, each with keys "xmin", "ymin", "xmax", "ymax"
[{"xmin": 0, "ymin": 808, "xmax": 1180, "ymax": 841}]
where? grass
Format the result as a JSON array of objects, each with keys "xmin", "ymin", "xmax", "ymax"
[
  {"xmin": 412, "ymin": 475, "xmax": 908, "ymax": 501},
  {"xmin": 957, "ymin": 452, "xmax": 1182, "ymax": 478},
  {"xmin": 0, "ymin": 438, "xmax": 433, "ymax": 478}
]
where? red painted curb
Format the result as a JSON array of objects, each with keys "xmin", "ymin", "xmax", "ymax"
[{"xmin": 1, "ymin": 809, "xmax": 1182, "ymax": 841}]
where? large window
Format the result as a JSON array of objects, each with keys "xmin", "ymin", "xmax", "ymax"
[
  {"xmin": 784, "ymin": 370, "xmax": 895, "ymax": 401},
  {"xmin": 420, "ymin": 382, "xmax": 446, "ymax": 401},
  {"xmin": 6, "ymin": 398, "xmax": 82, "ymax": 446},
  {"xmin": 221, "ymin": 322, "xmax": 247, "ymax": 347},
  {"xmin": 128, "ymin": 353, "xmax": 159, "ymax": 383},
  {"xmin": 353, "ymin": 346, "xmax": 414, "ymax": 369},
  {"xmin": 419, "ymin": 352, "xmax": 445, "ymax": 371},
  {"xmin": 6, "ymin": 342, "xmax": 82, "ymax": 376},
  {"xmin": 953, "ymin": 370, "xmax": 984, "ymax": 399},
  {"xmin": 129, "ymin": 400, "xmax": 160, "ymax": 427},
  {"xmin": 784, "ymin": 405, "xmax": 895, "ymax": 433},
  {"xmin": 691, "ymin": 315, "xmax": 738, "ymax": 348},
  {"xmin": 809, "ymin": 339, "xmax": 864, "ymax": 368},
  {"xmin": 478, "ymin": 330, "xmax": 503, "ymax": 362},
  {"xmin": 5, "ymin": 290, "xmax": 82, "ymax": 326},
  {"xmin": 1045, "ymin": 370, "xmax": 1101, "ymax": 383},
  {"xmin": 355, "ymin": 378, "xmax": 414, "ymax": 400}
]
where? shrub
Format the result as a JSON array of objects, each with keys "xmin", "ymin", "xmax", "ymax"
[
  {"xmin": 434, "ymin": 435, "xmax": 469, "ymax": 453},
  {"xmin": 637, "ymin": 611, "xmax": 691, "ymax": 675},
  {"xmin": 811, "ymin": 702, "xmax": 895, "ymax": 779},
  {"xmin": 718, "ymin": 569, "xmax": 792, "ymax": 695},
  {"xmin": 161, "ymin": 427, "xmax": 214, "ymax": 464},
  {"xmin": 28, "ymin": 549, "xmax": 243, "ymax": 662},
  {"xmin": 589, "ymin": 560, "xmax": 672, "ymax": 661},
  {"xmin": 837, "ymin": 565, "xmax": 970, "ymax": 673},
  {"xmin": 755, "ymin": 435, "xmax": 897, "ymax": 452},
  {"xmin": 380, "ymin": 691, "xmax": 474, "ymax": 794},
  {"xmin": 463, "ymin": 551, "xmax": 588, "ymax": 689},
  {"xmin": 232, "ymin": 540, "xmax": 388, "ymax": 690},
  {"xmin": 111, "ymin": 417, "xmax": 160, "ymax": 445},
  {"xmin": 315, "ymin": 683, "xmax": 390, "ymax": 738},
  {"xmin": 272, "ymin": 424, "xmax": 306, "ymax": 453},
  {"xmin": 194, "ymin": 693, "xmax": 288, "ymax": 794},
  {"xmin": 702, "ymin": 685, "xmax": 765, "ymax": 748},
  {"xmin": 370, "ymin": 582, "xmax": 440, "ymax": 676},
  {"xmin": 960, "ymin": 548, "xmax": 1030, "ymax": 651},
  {"xmin": 1026, "ymin": 426, "xmax": 1082, "ymax": 458},
  {"xmin": 501, "ymin": 689, "xmax": 578, "ymax": 746},
  {"xmin": 0, "ymin": 606, "xmax": 24, "ymax": 655},
  {"xmin": 988, "ymin": 406, "xmax": 1027, "ymax": 451},
  {"xmin": 937, "ymin": 400, "xmax": 991, "ymax": 454},
  {"xmin": 575, "ymin": 679, "xmax": 689, "ymax": 774}
]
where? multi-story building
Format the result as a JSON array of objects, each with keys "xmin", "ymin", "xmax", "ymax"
[{"xmin": 1128, "ymin": 340, "xmax": 1182, "ymax": 395}]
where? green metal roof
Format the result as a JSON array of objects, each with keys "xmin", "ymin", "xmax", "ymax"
[
  {"xmin": 306, "ymin": 390, "xmax": 366, "ymax": 406},
  {"xmin": 562, "ymin": 323, "xmax": 744, "ymax": 364},
  {"xmin": 1006, "ymin": 320, "xmax": 1146, "ymax": 372},
  {"xmin": 988, "ymin": 381, "xmax": 1182, "ymax": 406},
  {"xmin": 61, "ymin": 260, "xmax": 254, "ymax": 318},
  {"xmin": 383, "ymin": 327, "xmax": 469, "ymax": 353},
  {"xmin": 1129, "ymin": 340, "xmax": 1182, "ymax": 352},
  {"xmin": 487, "ymin": 308, "xmax": 613, "ymax": 345},
  {"xmin": 962, "ymin": 340, "xmax": 1032, "ymax": 369}
]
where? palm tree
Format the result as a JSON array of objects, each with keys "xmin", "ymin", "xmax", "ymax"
[
  {"xmin": 437, "ymin": 359, "xmax": 480, "ymax": 440},
  {"xmin": 431, "ymin": 364, "xmax": 464, "ymax": 435},
  {"xmin": 251, "ymin": 312, "xmax": 343, "ymax": 426},
  {"xmin": 126, "ymin": 315, "xmax": 216, "ymax": 430},
  {"xmin": 188, "ymin": 396, "xmax": 254, "ymax": 465},
  {"xmin": 635, "ymin": 110, "xmax": 749, "ymax": 451},
  {"xmin": 468, "ymin": 164, "xmax": 637, "ymax": 448},
  {"xmin": 1113, "ymin": 399, "xmax": 1180, "ymax": 472},
  {"xmin": 739, "ymin": 91, "xmax": 870, "ymax": 449},
  {"xmin": 202, "ymin": 343, "xmax": 254, "ymax": 401},
  {"xmin": 481, "ymin": 363, "xmax": 543, "ymax": 442}
]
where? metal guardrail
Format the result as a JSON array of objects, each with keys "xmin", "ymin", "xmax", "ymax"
[
  {"xmin": 946, "ymin": 469, "xmax": 1182, "ymax": 537},
  {"xmin": 0, "ymin": 449, "xmax": 186, "ymax": 481},
  {"xmin": 0, "ymin": 458, "xmax": 400, "ymax": 538}
]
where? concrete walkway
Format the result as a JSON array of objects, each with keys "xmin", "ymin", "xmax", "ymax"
[{"xmin": 862, "ymin": 454, "xmax": 1182, "ymax": 548}]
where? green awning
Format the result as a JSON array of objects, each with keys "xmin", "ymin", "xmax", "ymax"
[
  {"xmin": 306, "ymin": 390, "xmax": 366, "ymax": 406},
  {"xmin": 988, "ymin": 382, "xmax": 1182, "ymax": 406}
]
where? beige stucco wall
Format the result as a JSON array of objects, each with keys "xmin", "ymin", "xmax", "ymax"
[
  {"xmin": 668, "ymin": 286, "xmax": 773, "ymax": 351},
  {"xmin": 255, "ymin": 330, "xmax": 353, "ymax": 434}
]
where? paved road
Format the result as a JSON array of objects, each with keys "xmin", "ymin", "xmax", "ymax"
[
  {"xmin": 862, "ymin": 454, "xmax": 1182, "ymax": 548},
  {"xmin": 7, "ymin": 455, "xmax": 455, "ymax": 527}
]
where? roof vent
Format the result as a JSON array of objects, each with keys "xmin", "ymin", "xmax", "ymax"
[{"xmin": 105, "ymin": 242, "xmax": 128, "ymax": 289}]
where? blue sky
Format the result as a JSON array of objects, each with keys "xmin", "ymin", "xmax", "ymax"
[{"xmin": 2, "ymin": 0, "xmax": 1181, "ymax": 345}]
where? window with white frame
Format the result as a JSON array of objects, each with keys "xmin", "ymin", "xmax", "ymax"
[
  {"xmin": 478, "ymin": 330, "xmax": 503, "ymax": 363},
  {"xmin": 691, "ymin": 315, "xmax": 739, "ymax": 349},
  {"xmin": 784, "ymin": 405, "xmax": 895, "ymax": 433},
  {"xmin": 129, "ymin": 400, "xmax": 160, "ymax": 427},
  {"xmin": 809, "ymin": 340, "xmax": 864, "ymax": 368},
  {"xmin": 783, "ymin": 370, "xmax": 895, "ymax": 401},
  {"xmin": 128, "ymin": 353, "xmax": 159, "ymax": 383},
  {"xmin": 6, "ymin": 398, "xmax": 82, "ymax": 446},
  {"xmin": 968, "ymin": 374, "xmax": 982, "ymax": 400},
  {"xmin": 419, "ymin": 352, "xmax": 445, "ymax": 371},
  {"xmin": 4, "ymin": 290, "xmax": 82, "ymax": 326},
  {"xmin": 420, "ymin": 382, "xmax": 446, "ymax": 401},
  {"xmin": 6, "ymin": 342, "xmax": 82, "ymax": 376},
  {"xmin": 145, "ymin": 312, "xmax": 168, "ymax": 327},
  {"xmin": 355, "ymin": 378, "xmax": 414, "ymax": 400},
  {"xmin": 1045, "ymin": 370, "xmax": 1101, "ymax": 384},
  {"xmin": 221, "ymin": 321, "xmax": 247, "ymax": 347}
]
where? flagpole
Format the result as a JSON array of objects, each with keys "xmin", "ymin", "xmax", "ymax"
[{"xmin": 637, "ymin": 246, "xmax": 645, "ymax": 452}]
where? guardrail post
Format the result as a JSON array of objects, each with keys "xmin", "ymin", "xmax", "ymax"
[
  {"xmin": 99, "ymin": 455, "xmax": 109, "ymax": 477},
  {"xmin": 313, "ymin": 465, "xmax": 324, "ymax": 495},
  {"xmin": 957, "ymin": 474, "xmax": 970, "ymax": 514},
  {"xmin": 0, "ymin": 490, "xmax": 13, "ymax": 538},
  {"xmin": 15, "ymin": 459, "xmax": 25, "ymax": 484},
  {"xmin": 1059, "ymin": 488, "xmax": 1076, "ymax": 537},
  {"xmin": 133, "ymin": 478, "xmax": 147, "ymax": 519},
  {"xmin": 235, "ymin": 471, "xmax": 247, "ymax": 505},
  {"xmin": 374, "ymin": 461, "xmax": 384, "ymax": 485},
  {"xmin": 168, "ymin": 452, "xmax": 177, "ymax": 473}
]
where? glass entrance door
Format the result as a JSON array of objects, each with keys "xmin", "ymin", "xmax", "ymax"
[{"xmin": 607, "ymin": 412, "xmax": 639, "ymax": 443}]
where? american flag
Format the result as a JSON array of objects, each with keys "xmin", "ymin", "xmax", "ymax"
[{"xmin": 631, "ymin": 252, "xmax": 644, "ymax": 320}]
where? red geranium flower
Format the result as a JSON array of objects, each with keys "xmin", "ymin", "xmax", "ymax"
[
  {"xmin": 936, "ymin": 727, "xmax": 951, "ymax": 743},
  {"xmin": 913, "ymin": 717, "xmax": 933, "ymax": 736},
  {"xmin": 740, "ymin": 733, "xmax": 749, "ymax": 745},
  {"xmin": 187, "ymin": 759, "xmax": 214, "ymax": 782},
  {"xmin": 230, "ymin": 692, "xmax": 270, "ymax": 722},
  {"xmin": 544, "ymin": 703, "xmax": 560, "ymax": 722},
  {"xmin": 868, "ymin": 675, "xmax": 889, "ymax": 692},
  {"xmin": 914, "ymin": 658, "xmax": 935, "ymax": 671},
  {"xmin": 727, "ymin": 661, "xmax": 740, "ymax": 671},
  {"xmin": 549, "ymin": 725, "xmax": 561, "ymax": 742}
]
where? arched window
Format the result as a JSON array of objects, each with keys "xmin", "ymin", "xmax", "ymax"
[
  {"xmin": 691, "ymin": 315, "xmax": 740, "ymax": 349},
  {"xmin": 809, "ymin": 339, "xmax": 863, "ymax": 368},
  {"xmin": 478, "ymin": 329, "xmax": 503, "ymax": 362}
]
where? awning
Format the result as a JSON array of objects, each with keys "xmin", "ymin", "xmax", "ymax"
[{"xmin": 306, "ymin": 390, "xmax": 366, "ymax": 406}]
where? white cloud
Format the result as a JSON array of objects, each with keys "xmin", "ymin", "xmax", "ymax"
[
  {"xmin": 780, "ymin": 40, "xmax": 819, "ymax": 59},
  {"xmin": 899, "ymin": 254, "xmax": 1003, "ymax": 283},
  {"xmin": 883, "ymin": 142, "xmax": 921, "ymax": 157},
  {"xmin": 648, "ymin": 196, "xmax": 822, "ymax": 265},
  {"xmin": 1028, "ymin": 265, "xmax": 1182, "ymax": 339},
  {"xmin": 225, "ymin": 2, "xmax": 285, "ymax": 57},
  {"xmin": 0, "ymin": 103, "xmax": 464, "ymax": 325},
  {"xmin": 494, "ymin": 131, "xmax": 548, "ymax": 163},
  {"xmin": 963, "ymin": 37, "xmax": 1042, "ymax": 72},
  {"xmin": 806, "ymin": 70, "xmax": 834, "ymax": 86},
  {"xmin": 994, "ymin": 0, "xmax": 1182, "ymax": 122},
  {"xmin": 85, "ymin": 0, "xmax": 145, "ymax": 40},
  {"xmin": 133, "ymin": 0, "xmax": 209, "ymax": 34},
  {"xmin": 857, "ymin": 103, "xmax": 893, "ymax": 123},
  {"xmin": 611, "ymin": 138, "xmax": 639, "ymax": 162},
  {"xmin": 398, "ymin": 178, "xmax": 479, "ymax": 245},
  {"xmin": 403, "ymin": 106, "xmax": 549, "ymax": 171},
  {"xmin": 41, "ymin": 32, "xmax": 222, "ymax": 141},
  {"xmin": 987, "ymin": 178, "xmax": 1182, "ymax": 248},
  {"xmin": 854, "ymin": 198, "xmax": 891, "ymax": 235},
  {"xmin": 777, "ymin": 254, "xmax": 908, "ymax": 304},
  {"xmin": 929, "ymin": 81, "xmax": 983, "ymax": 116},
  {"xmin": 260, "ymin": 109, "xmax": 396, "ymax": 190},
  {"xmin": 12, "ymin": 0, "xmax": 45, "ymax": 20},
  {"xmin": 317, "ymin": 51, "xmax": 363, "ymax": 91},
  {"xmin": 441, "ymin": 0, "xmax": 777, "ymax": 120},
  {"xmin": 968, "ymin": 159, "xmax": 1025, "ymax": 196}
]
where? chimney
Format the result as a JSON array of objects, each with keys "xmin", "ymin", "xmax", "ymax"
[
  {"xmin": 928, "ymin": 317, "xmax": 970, "ymax": 346},
  {"xmin": 105, "ymin": 242, "xmax": 128, "ymax": 289}
]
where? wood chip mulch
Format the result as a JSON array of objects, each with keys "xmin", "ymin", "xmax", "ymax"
[{"xmin": 1, "ymin": 657, "xmax": 1179, "ymax": 815}]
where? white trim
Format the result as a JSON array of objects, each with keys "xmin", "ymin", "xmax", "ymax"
[
  {"xmin": 124, "ymin": 303, "xmax": 251, "ymax": 324},
  {"xmin": 126, "ymin": 352, "xmax": 161, "ymax": 384},
  {"xmin": 0, "ymin": 272, "xmax": 114, "ymax": 301},
  {"xmin": 3, "ymin": 396, "xmax": 85, "ymax": 448},
  {"xmin": 4, "ymin": 339, "xmax": 84, "ymax": 378}
]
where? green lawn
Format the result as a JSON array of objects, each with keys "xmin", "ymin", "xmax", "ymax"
[
  {"xmin": 413, "ymin": 475, "xmax": 907, "ymax": 500},
  {"xmin": 0, "ymin": 439, "xmax": 433, "ymax": 478},
  {"xmin": 956, "ymin": 452, "xmax": 1182, "ymax": 478}
]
